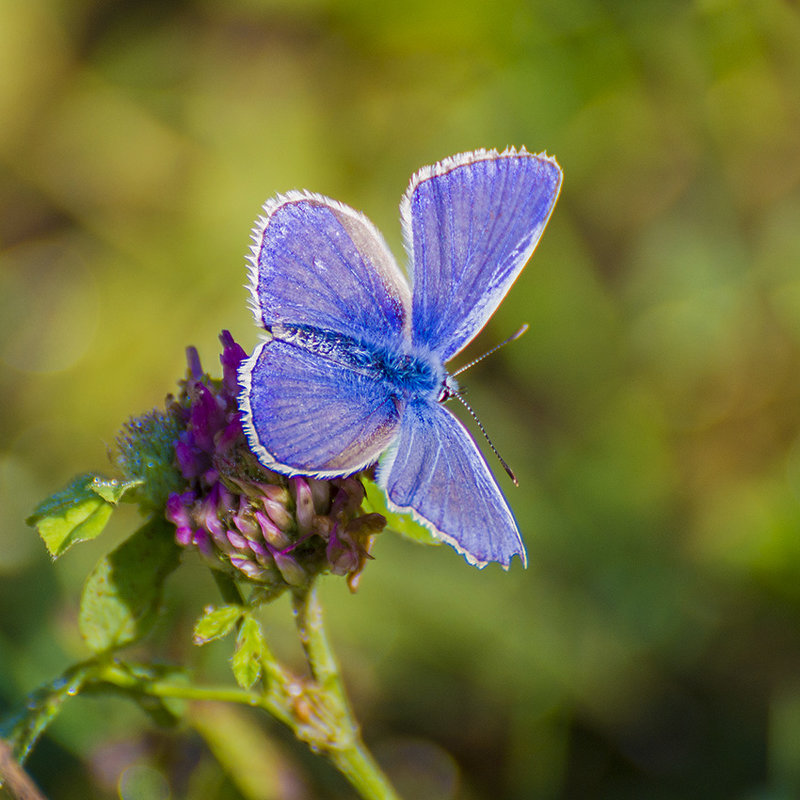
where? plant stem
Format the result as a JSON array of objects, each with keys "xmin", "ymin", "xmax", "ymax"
[
  {"xmin": 329, "ymin": 740, "xmax": 403, "ymax": 800},
  {"xmin": 97, "ymin": 615, "xmax": 402, "ymax": 800},
  {"xmin": 292, "ymin": 585, "xmax": 348, "ymax": 702},
  {"xmin": 293, "ymin": 586, "xmax": 402, "ymax": 800},
  {"xmin": 94, "ymin": 662, "xmax": 294, "ymax": 727}
]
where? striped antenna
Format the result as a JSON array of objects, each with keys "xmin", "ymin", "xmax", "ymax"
[
  {"xmin": 451, "ymin": 324, "xmax": 529, "ymax": 377},
  {"xmin": 443, "ymin": 325, "xmax": 529, "ymax": 486}
]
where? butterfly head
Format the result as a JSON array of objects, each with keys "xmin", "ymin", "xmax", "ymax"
[{"xmin": 437, "ymin": 374, "xmax": 460, "ymax": 404}]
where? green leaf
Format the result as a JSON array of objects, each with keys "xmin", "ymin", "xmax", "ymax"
[
  {"xmin": 232, "ymin": 615, "xmax": 265, "ymax": 690},
  {"xmin": 89, "ymin": 475, "xmax": 144, "ymax": 504},
  {"xmin": 79, "ymin": 517, "xmax": 181, "ymax": 653},
  {"xmin": 27, "ymin": 473, "xmax": 143, "ymax": 558},
  {"xmin": 193, "ymin": 604, "xmax": 244, "ymax": 645},
  {"xmin": 363, "ymin": 481, "xmax": 440, "ymax": 547}
]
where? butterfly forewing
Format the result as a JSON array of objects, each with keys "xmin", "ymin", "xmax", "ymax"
[
  {"xmin": 402, "ymin": 148, "xmax": 562, "ymax": 363},
  {"xmin": 247, "ymin": 191, "xmax": 411, "ymax": 343}
]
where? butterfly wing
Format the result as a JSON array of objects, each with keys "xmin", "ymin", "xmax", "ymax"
[
  {"xmin": 240, "ymin": 337, "xmax": 401, "ymax": 477},
  {"xmin": 240, "ymin": 193, "xmax": 410, "ymax": 477},
  {"xmin": 378, "ymin": 399, "xmax": 525, "ymax": 568},
  {"xmin": 402, "ymin": 148, "xmax": 562, "ymax": 362},
  {"xmin": 247, "ymin": 190, "xmax": 411, "ymax": 342}
]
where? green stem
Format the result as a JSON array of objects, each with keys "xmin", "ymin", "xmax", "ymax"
[
  {"xmin": 330, "ymin": 742, "xmax": 403, "ymax": 800},
  {"xmin": 99, "ymin": 616, "xmax": 402, "ymax": 800},
  {"xmin": 293, "ymin": 586, "xmax": 402, "ymax": 800},
  {"xmin": 94, "ymin": 662, "xmax": 295, "ymax": 728},
  {"xmin": 292, "ymin": 585, "xmax": 348, "ymax": 700}
]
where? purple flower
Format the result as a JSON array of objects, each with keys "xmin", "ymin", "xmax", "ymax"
[{"xmin": 157, "ymin": 331, "xmax": 386, "ymax": 593}]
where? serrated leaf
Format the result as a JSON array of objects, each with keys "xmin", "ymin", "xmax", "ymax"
[
  {"xmin": 89, "ymin": 475, "xmax": 143, "ymax": 504},
  {"xmin": 232, "ymin": 615, "xmax": 264, "ymax": 690},
  {"xmin": 79, "ymin": 517, "xmax": 181, "ymax": 653},
  {"xmin": 27, "ymin": 473, "xmax": 142, "ymax": 558},
  {"xmin": 193, "ymin": 604, "xmax": 244, "ymax": 645},
  {"xmin": 363, "ymin": 481, "xmax": 440, "ymax": 547}
]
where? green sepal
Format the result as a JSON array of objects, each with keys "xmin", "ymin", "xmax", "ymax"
[
  {"xmin": 363, "ymin": 481, "xmax": 440, "ymax": 547},
  {"xmin": 79, "ymin": 517, "xmax": 181, "ymax": 653},
  {"xmin": 193, "ymin": 604, "xmax": 244, "ymax": 645},
  {"xmin": 27, "ymin": 473, "xmax": 143, "ymax": 558},
  {"xmin": 232, "ymin": 615, "xmax": 265, "ymax": 690}
]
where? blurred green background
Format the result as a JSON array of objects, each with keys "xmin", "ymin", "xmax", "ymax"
[{"xmin": 2, "ymin": 0, "xmax": 800, "ymax": 798}]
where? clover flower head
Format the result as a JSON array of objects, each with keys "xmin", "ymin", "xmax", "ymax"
[{"xmin": 155, "ymin": 331, "xmax": 386, "ymax": 593}]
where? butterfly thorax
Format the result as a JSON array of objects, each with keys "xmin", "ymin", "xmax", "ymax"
[{"xmin": 272, "ymin": 322, "xmax": 447, "ymax": 402}]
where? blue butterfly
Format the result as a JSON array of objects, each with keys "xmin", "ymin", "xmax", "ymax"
[{"xmin": 238, "ymin": 148, "xmax": 562, "ymax": 568}]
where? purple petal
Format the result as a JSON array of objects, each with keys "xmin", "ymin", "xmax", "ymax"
[
  {"xmin": 226, "ymin": 530, "xmax": 248, "ymax": 549},
  {"xmin": 308, "ymin": 479, "xmax": 332, "ymax": 514},
  {"xmin": 175, "ymin": 437, "xmax": 204, "ymax": 480},
  {"xmin": 291, "ymin": 477, "xmax": 314, "ymax": 536},
  {"xmin": 263, "ymin": 497, "xmax": 292, "ymax": 531},
  {"xmin": 230, "ymin": 556, "xmax": 267, "ymax": 580},
  {"xmin": 255, "ymin": 510, "xmax": 290, "ymax": 549},
  {"xmin": 247, "ymin": 539, "xmax": 270, "ymax": 558},
  {"xmin": 165, "ymin": 491, "xmax": 194, "ymax": 527},
  {"xmin": 175, "ymin": 525, "xmax": 194, "ymax": 546},
  {"xmin": 216, "ymin": 418, "xmax": 242, "ymax": 452},
  {"xmin": 274, "ymin": 551, "xmax": 307, "ymax": 586},
  {"xmin": 232, "ymin": 509, "xmax": 259, "ymax": 538},
  {"xmin": 190, "ymin": 383, "xmax": 225, "ymax": 451},
  {"xmin": 192, "ymin": 529, "xmax": 215, "ymax": 560},
  {"xmin": 186, "ymin": 346, "xmax": 204, "ymax": 380},
  {"xmin": 220, "ymin": 331, "xmax": 247, "ymax": 397}
]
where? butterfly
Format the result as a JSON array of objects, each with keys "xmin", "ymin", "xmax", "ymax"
[{"xmin": 238, "ymin": 148, "xmax": 562, "ymax": 568}]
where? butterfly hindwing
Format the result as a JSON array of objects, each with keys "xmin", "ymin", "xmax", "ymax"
[
  {"xmin": 240, "ymin": 337, "xmax": 402, "ymax": 477},
  {"xmin": 378, "ymin": 399, "xmax": 525, "ymax": 568},
  {"xmin": 402, "ymin": 148, "xmax": 562, "ymax": 362}
]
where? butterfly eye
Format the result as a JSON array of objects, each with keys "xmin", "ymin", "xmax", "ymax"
[{"xmin": 437, "ymin": 375, "xmax": 458, "ymax": 404}]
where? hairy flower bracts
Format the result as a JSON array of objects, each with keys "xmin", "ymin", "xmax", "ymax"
[{"xmin": 163, "ymin": 331, "xmax": 386, "ymax": 591}]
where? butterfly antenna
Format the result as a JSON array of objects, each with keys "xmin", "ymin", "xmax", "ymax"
[
  {"xmin": 449, "ymin": 389, "xmax": 519, "ymax": 486},
  {"xmin": 451, "ymin": 324, "xmax": 529, "ymax": 377}
]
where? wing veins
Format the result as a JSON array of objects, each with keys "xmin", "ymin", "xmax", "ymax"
[{"xmin": 315, "ymin": 207, "xmax": 401, "ymax": 333}]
